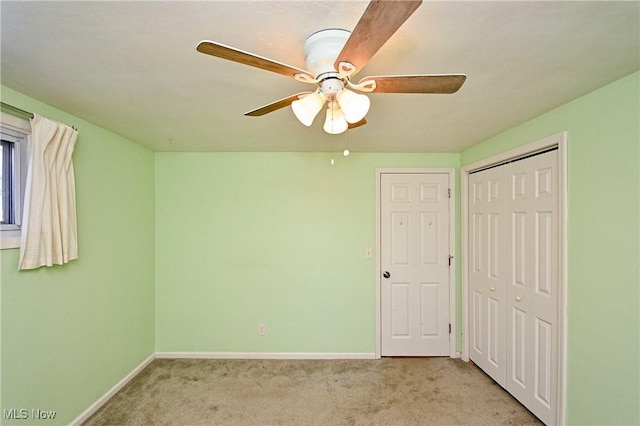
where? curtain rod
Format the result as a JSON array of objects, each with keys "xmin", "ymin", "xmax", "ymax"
[
  {"xmin": 1, "ymin": 101, "xmax": 77, "ymax": 131},
  {"xmin": 1, "ymin": 101, "xmax": 35, "ymax": 119}
]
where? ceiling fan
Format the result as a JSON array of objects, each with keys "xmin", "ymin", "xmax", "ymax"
[{"xmin": 196, "ymin": 0, "xmax": 466, "ymax": 135}]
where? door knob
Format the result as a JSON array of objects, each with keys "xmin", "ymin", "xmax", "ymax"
[
  {"xmin": 490, "ymin": 287, "xmax": 495, "ymax": 292},
  {"xmin": 383, "ymin": 271, "xmax": 391, "ymax": 279},
  {"xmin": 515, "ymin": 296, "xmax": 522, "ymax": 302}
]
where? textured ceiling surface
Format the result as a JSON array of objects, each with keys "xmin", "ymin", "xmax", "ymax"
[{"xmin": 1, "ymin": 1, "xmax": 638, "ymax": 152}]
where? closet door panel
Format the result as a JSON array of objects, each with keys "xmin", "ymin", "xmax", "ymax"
[
  {"xmin": 468, "ymin": 166, "xmax": 507, "ymax": 386},
  {"xmin": 504, "ymin": 150, "xmax": 559, "ymax": 426}
]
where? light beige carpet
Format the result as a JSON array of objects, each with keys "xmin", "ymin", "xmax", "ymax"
[{"xmin": 83, "ymin": 357, "xmax": 542, "ymax": 425}]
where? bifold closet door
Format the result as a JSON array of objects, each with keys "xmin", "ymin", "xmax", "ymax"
[
  {"xmin": 468, "ymin": 165, "xmax": 507, "ymax": 386},
  {"xmin": 468, "ymin": 149, "xmax": 559, "ymax": 425},
  {"xmin": 504, "ymin": 151, "xmax": 559, "ymax": 426}
]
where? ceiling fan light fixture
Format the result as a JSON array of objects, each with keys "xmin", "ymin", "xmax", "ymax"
[
  {"xmin": 323, "ymin": 106, "xmax": 348, "ymax": 135},
  {"xmin": 291, "ymin": 91, "xmax": 325, "ymax": 126},
  {"xmin": 336, "ymin": 88, "xmax": 370, "ymax": 124}
]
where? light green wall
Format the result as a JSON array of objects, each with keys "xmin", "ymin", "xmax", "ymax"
[
  {"xmin": 461, "ymin": 71, "xmax": 640, "ymax": 425},
  {"xmin": 0, "ymin": 86, "xmax": 156, "ymax": 425},
  {"xmin": 155, "ymin": 152, "xmax": 461, "ymax": 353}
]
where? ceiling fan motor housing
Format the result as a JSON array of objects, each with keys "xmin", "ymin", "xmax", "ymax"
[{"xmin": 303, "ymin": 29, "xmax": 351, "ymax": 77}]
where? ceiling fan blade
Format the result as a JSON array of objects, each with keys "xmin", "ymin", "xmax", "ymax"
[
  {"xmin": 197, "ymin": 41, "xmax": 315, "ymax": 80},
  {"xmin": 334, "ymin": 0, "xmax": 422, "ymax": 74},
  {"xmin": 348, "ymin": 118, "xmax": 367, "ymax": 129},
  {"xmin": 359, "ymin": 74, "xmax": 467, "ymax": 94},
  {"xmin": 244, "ymin": 92, "xmax": 312, "ymax": 117}
]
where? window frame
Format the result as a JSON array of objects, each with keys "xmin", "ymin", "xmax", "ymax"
[{"xmin": 0, "ymin": 111, "xmax": 30, "ymax": 249}]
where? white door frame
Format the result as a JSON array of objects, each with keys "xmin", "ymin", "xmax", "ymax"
[
  {"xmin": 375, "ymin": 168, "xmax": 457, "ymax": 359},
  {"xmin": 460, "ymin": 132, "xmax": 568, "ymax": 425}
]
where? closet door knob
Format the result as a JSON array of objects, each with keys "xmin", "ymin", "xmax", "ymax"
[
  {"xmin": 490, "ymin": 287, "xmax": 495, "ymax": 292},
  {"xmin": 383, "ymin": 271, "xmax": 391, "ymax": 279},
  {"xmin": 515, "ymin": 296, "xmax": 522, "ymax": 302}
]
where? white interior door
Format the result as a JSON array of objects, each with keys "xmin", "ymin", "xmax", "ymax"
[
  {"xmin": 467, "ymin": 149, "xmax": 559, "ymax": 425},
  {"xmin": 380, "ymin": 173, "xmax": 451, "ymax": 356}
]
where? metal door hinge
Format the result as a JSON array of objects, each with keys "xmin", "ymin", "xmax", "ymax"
[
  {"xmin": 449, "ymin": 324, "xmax": 452, "ymax": 334},
  {"xmin": 448, "ymin": 188, "xmax": 451, "ymax": 198},
  {"xmin": 448, "ymin": 255, "xmax": 454, "ymax": 266}
]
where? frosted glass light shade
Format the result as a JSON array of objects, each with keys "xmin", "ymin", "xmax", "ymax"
[
  {"xmin": 291, "ymin": 92, "xmax": 325, "ymax": 126},
  {"xmin": 336, "ymin": 89, "xmax": 370, "ymax": 123},
  {"xmin": 323, "ymin": 107, "xmax": 348, "ymax": 135}
]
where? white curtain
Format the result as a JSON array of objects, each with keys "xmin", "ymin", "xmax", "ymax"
[{"xmin": 18, "ymin": 114, "xmax": 78, "ymax": 270}]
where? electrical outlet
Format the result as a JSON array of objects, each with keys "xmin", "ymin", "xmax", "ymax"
[{"xmin": 257, "ymin": 323, "xmax": 266, "ymax": 336}]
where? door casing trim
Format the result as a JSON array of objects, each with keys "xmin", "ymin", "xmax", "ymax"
[
  {"xmin": 375, "ymin": 168, "xmax": 457, "ymax": 359},
  {"xmin": 460, "ymin": 132, "xmax": 567, "ymax": 425}
]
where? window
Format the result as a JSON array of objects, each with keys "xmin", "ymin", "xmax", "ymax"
[{"xmin": 0, "ymin": 112, "xmax": 30, "ymax": 249}]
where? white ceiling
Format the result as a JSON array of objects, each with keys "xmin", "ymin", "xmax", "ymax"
[{"xmin": 1, "ymin": 1, "xmax": 638, "ymax": 153}]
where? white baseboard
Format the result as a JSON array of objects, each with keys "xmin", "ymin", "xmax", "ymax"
[
  {"xmin": 155, "ymin": 352, "xmax": 377, "ymax": 360},
  {"xmin": 69, "ymin": 353, "xmax": 155, "ymax": 426}
]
